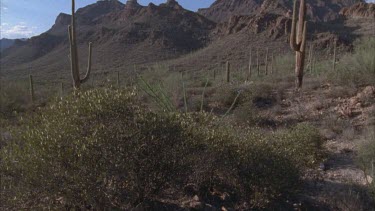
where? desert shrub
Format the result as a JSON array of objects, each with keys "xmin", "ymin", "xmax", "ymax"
[
  {"xmin": 271, "ymin": 123, "xmax": 324, "ymax": 169},
  {"xmin": 212, "ymin": 82, "xmax": 275, "ymax": 111},
  {"xmin": 273, "ymin": 53, "xmax": 294, "ymax": 74},
  {"xmin": 330, "ymin": 37, "xmax": 375, "ymax": 86},
  {"xmin": 0, "ymin": 88, "xmax": 322, "ymax": 209},
  {"xmin": 357, "ymin": 127, "xmax": 375, "ymax": 199},
  {"xmin": 0, "ymin": 80, "xmax": 30, "ymax": 118}
]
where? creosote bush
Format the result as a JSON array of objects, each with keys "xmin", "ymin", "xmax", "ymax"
[
  {"xmin": 331, "ymin": 37, "xmax": 375, "ymax": 86},
  {"xmin": 358, "ymin": 126, "xmax": 375, "ymax": 200},
  {"xmin": 1, "ymin": 88, "xmax": 323, "ymax": 209},
  {"xmin": 0, "ymin": 80, "xmax": 30, "ymax": 118}
]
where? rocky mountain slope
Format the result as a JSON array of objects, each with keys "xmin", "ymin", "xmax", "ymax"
[
  {"xmin": 0, "ymin": 39, "xmax": 16, "ymax": 52},
  {"xmin": 0, "ymin": 0, "xmax": 215, "ymax": 80},
  {"xmin": 340, "ymin": 2, "xmax": 375, "ymax": 19},
  {"xmin": 1, "ymin": 0, "xmax": 373, "ymax": 81},
  {"xmin": 198, "ymin": 0, "xmax": 364, "ymax": 22}
]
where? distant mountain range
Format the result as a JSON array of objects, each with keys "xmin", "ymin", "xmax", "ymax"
[
  {"xmin": 0, "ymin": 38, "xmax": 27, "ymax": 52},
  {"xmin": 1, "ymin": 0, "xmax": 374, "ymax": 81}
]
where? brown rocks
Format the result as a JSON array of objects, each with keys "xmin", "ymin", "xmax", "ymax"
[{"xmin": 340, "ymin": 2, "xmax": 375, "ymax": 19}]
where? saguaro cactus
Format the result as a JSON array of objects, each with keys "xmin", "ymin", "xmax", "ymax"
[
  {"xmin": 290, "ymin": 0, "xmax": 307, "ymax": 88},
  {"xmin": 226, "ymin": 61, "xmax": 231, "ymax": 83},
  {"xmin": 257, "ymin": 48, "xmax": 260, "ymax": 76},
  {"xmin": 271, "ymin": 52, "xmax": 274, "ymax": 74},
  {"xmin": 68, "ymin": 0, "xmax": 92, "ymax": 89},
  {"xmin": 265, "ymin": 48, "xmax": 269, "ymax": 75},
  {"xmin": 247, "ymin": 48, "xmax": 252, "ymax": 81},
  {"xmin": 332, "ymin": 39, "xmax": 337, "ymax": 72},
  {"xmin": 29, "ymin": 75, "xmax": 35, "ymax": 103}
]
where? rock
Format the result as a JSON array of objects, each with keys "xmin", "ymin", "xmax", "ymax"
[
  {"xmin": 340, "ymin": 2, "xmax": 375, "ymax": 19},
  {"xmin": 184, "ymin": 183, "xmax": 199, "ymax": 196},
  {"xmin": 319, "ymin": 163, "xmax": 327, "ymax": 171},
  {"xmin": 182, "ymin": 195, "xmax": 204, "ymax": 209}
]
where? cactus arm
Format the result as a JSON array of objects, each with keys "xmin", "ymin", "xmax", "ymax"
[
  {"xmin": 72, "ymin": 0, "xmax": 80, "ymax": 76},
  {"xmin": 300, "ymin": 21, "xmax": 307, "ymax": 53},
  {"xmin": 297, "ymin": 0, "xmax": 306, "ymax": 46},
  {"xmin": 68, "ymin": 25, "xmax": 79, "ymax": 87},
  {"xmin": 80, "ymin": 42, "xmax": 92, "ymax": 83},
  {"xmin": 290, "ymin": 0, "xmax": 298, "ymax": 51}
]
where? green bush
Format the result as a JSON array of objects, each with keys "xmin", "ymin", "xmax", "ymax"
[
  {"xmin": 0, "ymin": 88, "xmax": 323, "ymax": 209},
  {"xmin": 331, "ymin": 37, "xmax": 375, "ymax": 86},
  {"xmin": 357, "ymin": 127, "xmax": 375, "ymax": 199},
  {"xmin": 0, "ymin": 80, "xmax": 30, "ymax": 118},
  {"xmin": 272, "ymin": 123, "xmax": 325, "ymax": 169}
]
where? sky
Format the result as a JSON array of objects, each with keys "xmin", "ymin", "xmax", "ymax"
[
  {"xmin": 0, "ymin": 0, "xmax": 215, "ymax": 39},
  {"xmin": 1, "ymin": 0, "xmax": 374, "ymax": 39}
]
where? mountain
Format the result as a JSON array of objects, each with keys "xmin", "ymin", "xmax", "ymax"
[
  {"xmin": 198, "ymin": 0, "xmax": 364, "ymax": 23},
  {"xmin": 0, "ymin": 38, "xmax": 27, "ymax": 52},
  {"xmin": 0, "ymin": 0, "xmax": 215, "ymax": 79},
  {"xmin": 1, "ymin": 0, "xmax": 373, "ymax": 82}
]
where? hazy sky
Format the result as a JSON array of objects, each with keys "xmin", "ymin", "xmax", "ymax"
[
  {"xmin": 0, "ymin": 0, "xmax": 215, "ymax": 39},
  {"xmin": 1, "ymin": 0, "xmax": 374, "ymax": 39}
]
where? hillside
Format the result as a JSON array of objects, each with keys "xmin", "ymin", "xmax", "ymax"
[
  {"xmin": 0, "ymin": 0, "xmax": 215, "ymax": 80},
  {"xmin": 0, "ymin": 0, "xmax": 374, "ymax": 82},
  {"xmin": 198, "ymin": 0, "xmax": 364, "ymax": 22},
  {"xmin": 0, "ymin": 39, "xmax": 15, "ymax": 52}
]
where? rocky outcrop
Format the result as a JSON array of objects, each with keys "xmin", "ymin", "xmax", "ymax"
[
  {"xmin": 199, "ymin": 0, "xmax": 364, "ymax": 23},
  {"xmin": 215, "ymin": 13, "xmax": 289, "ymax": 40},
  {"xmin": 124, "ymin": 0, "xmax": 142, "ymax": 16},
  {"xmin": 340, "ymin": 2, "xmax": 375, "ymax": 19}
]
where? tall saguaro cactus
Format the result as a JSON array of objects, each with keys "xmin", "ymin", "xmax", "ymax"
[
  {"xmin": 69, "ymin": 0, "xmax": 92, "ymax": 89},
  {"xmin": 332, "ymin": 39, "xmax": 337, "ymax": 72},
  {"xmin": 29, "ymin": 75, "xmax": 35, "ymax": 103},
  {"xmin": 265, "ymin": 48, "xmax": 269, "ymax": 75},
  {"xmin": 226, "ymin": 61, "xmax": 231, "ymax": 83},
  {"xmin": 247, "ymin": 48, "xmax": 252, "ymax": 81},
  {"xmin": 290, "ymin": 0, "xmax": 307, "ymax": 88}
]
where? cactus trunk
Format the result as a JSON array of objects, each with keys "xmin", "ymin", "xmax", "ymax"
[
  {"xmin": 257, "ymin": 48, "xmax": 260, "ymax": 76},
  {"xmin": 247, "ymin": 48, "xmax": 252, "ymax": 80},
  {"xmin": 290, "ymin": 0, "xmax": 307, "ymax": 89},
  {"xmin": 69, "ymin": 0, "xmax": 93, "ymax": 89},
  {"xmin": 29, "ymin": 75, "xmax": 34, "ymax": 103},
  {"xmin": 60, "ymin": 82, "xmax": 64, "ymax": 98},
  {"xmin": 333, "ymin": 39, "xmax": 337, "ymax": 72},
  {"xmin": 271, "ymin": 52, "xmax": 274, "ymax": 74},
  {"xmin": 265, "ymin": 48, "xmax": 269, "ymax": 75},
  {"xmin": 226, "ymin": 61, "xmax": 230, "ymax": 83}
]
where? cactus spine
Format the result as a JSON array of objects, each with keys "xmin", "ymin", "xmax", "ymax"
[
  {"xmin": 68, "ymin": 0, "xmax": 92, "ymax": 89},
  {"xmin": 226, "ymin": 61, "xmax": 230, "ymax": 83},
  {"xmin": 290, "ymin": 0, "xmax": 307, "ymax": 88},
  {"xmin": 29, "ymin": 74, "xmax": 34, "ymax": 103}
]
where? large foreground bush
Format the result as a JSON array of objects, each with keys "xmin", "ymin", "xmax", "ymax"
[{"xmin": 0, "ymin": 89, "xmax": 323, "ymax": 209}]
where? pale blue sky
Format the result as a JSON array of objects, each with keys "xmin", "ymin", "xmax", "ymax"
[
  {"xmin": 1, "ymin": 0, "xmax": 374, "ymax": 39},
  {"xmin": 0, "ymin": 0, "xmax": 215, "ymax": 39}
]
